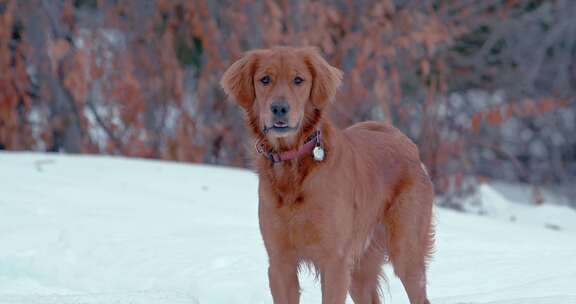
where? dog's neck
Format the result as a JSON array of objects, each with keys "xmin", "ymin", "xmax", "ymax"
[
  {"xmin": 247, "ymin": 104, "xmax": 342, "ymax": 205},
  {"xmin": 254, "ymin": 119, "xmax": 336, "ymax": 207},
  {"xmin": 265, "ymin": 130, "xmax": 320, "ymax": 163},
  {"xmin": 256, "ymin": 119, "xmax": 333, "ymax": 165}
]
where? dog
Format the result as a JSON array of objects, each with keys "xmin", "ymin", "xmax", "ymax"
[{"xmin": 221, "ymin": 46, "xmax": 434, "ymax": 304}]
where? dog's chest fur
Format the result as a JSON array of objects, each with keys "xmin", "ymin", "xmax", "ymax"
[
  {"xmin": 261, "ymin": 158, "xmax": 317, "ymax": 207},
  {"xmin": 259, "ymin": 159, "xmax": 327, "ymax": 250}
]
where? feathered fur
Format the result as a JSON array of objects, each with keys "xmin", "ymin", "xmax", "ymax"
[{"xmin": 221, "ymin": 46, "xmax": 434, "ymax": 304}]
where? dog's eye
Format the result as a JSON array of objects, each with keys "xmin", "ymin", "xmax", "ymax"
[
  {"xmin": 260, "ymin": 76, "xmax": 271, "ymax": 86},
  {"xmin": 294, "ymin": 76, "xmax": 304, "ymax": 85}
]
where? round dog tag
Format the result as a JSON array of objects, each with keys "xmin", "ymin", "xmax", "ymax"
[{"xmin": 313, "ymin": 146, "xmax": 325, "ymax": 161}]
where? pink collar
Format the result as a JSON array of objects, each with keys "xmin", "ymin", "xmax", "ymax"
[{"xmin": 259, "ymin": 130, "xmax": 321, "ymax": 163}]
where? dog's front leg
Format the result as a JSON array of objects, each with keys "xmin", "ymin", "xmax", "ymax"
[
  {"xmin": 320, "ymin": 257, "xmax": 352, "ymax": 304},
  {"xmin": 268, "ymin": 257, "xmax": 300, "ymax": 304}
]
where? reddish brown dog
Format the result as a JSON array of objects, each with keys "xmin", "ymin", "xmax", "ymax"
[{"xmin": 221, "ymin": 46, "xmax": 434, "ymax": 304}]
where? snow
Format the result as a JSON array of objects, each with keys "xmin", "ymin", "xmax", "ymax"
[
  {"xmin": 461, "ymin": 183, "xmax": 576, "ymax": 232},
  {"xmin": 1, "ymin": 152, "xmax": 575, "ymax": 304}
]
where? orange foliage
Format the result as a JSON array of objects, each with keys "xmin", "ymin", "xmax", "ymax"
[
  {"xmin": 1, "ymin": 0, "xmax": 574, "ymax": 200},
  {"xmin": 470, "ymin": 98, "xmax": 569, "ymax": 132}
]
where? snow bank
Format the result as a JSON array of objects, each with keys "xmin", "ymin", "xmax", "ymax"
[{"xmin": 1, "ymin": 152, "xmax": 575, "ymax": 304}]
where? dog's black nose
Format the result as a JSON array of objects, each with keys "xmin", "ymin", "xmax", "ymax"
[{"xmin": 270, "ymin": 101, "xmax": 290, "ymax": 117}]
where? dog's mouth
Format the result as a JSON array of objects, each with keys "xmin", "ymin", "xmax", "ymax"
[{"xmin": 264, "ymin": 120, "xmax": 300, "ymax": 134}]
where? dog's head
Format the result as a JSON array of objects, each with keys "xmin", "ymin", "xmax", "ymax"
[{"xmin": 221, "ymin": 47, "xmax": 342, "ymax": 145}]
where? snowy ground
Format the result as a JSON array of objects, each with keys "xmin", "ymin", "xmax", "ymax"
[{"xmin": 1, "ymin": 152, "xmax": 575, "ymax": 304}]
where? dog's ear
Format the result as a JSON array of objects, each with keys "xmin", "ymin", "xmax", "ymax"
[
  {"xmin": 303, "ymin": 47, "xmax": 343, "ymax": 108},
  {"xmin": 220, "ymin": 50, "xmax": 263, "ymax": 109}
]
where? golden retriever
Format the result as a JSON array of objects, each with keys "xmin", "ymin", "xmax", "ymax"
[{"xmin": 221, "ymin": 46, "xmax": 434, "ymax": 304}]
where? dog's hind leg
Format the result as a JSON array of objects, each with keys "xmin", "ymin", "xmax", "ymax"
[
  {"xmin": 384, "ymin": 184, "xmax": 434, "ymax": 304},
  {"xmin": 349, "ymin": 225, "xmax": 387, "ymax": 304}
]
